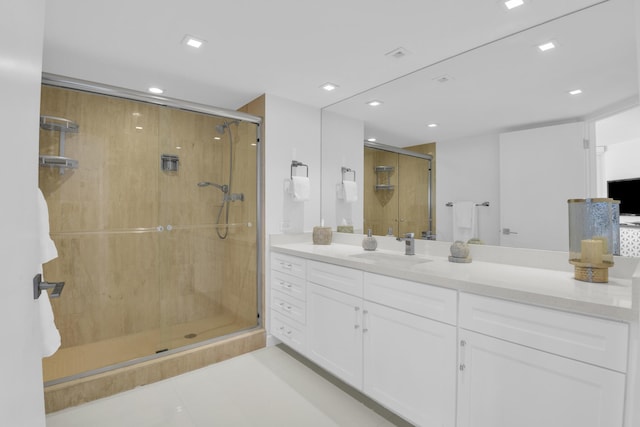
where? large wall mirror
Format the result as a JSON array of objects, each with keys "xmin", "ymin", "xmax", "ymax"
[{"xmin": 321, "ymin": 0, "xmax": 638, "ymax": 250}]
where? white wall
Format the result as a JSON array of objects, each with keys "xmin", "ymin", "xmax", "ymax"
[
  {"xmin": 264, "ymin": 94, "xmax": 321, "ymax": 344},
  {"xmin": 0, "ymin": 0, "xmax": 47, "ymax": 425},
  {"xmin": 265, "ymin": 95, "xmax": 322, "ymax": 235},
  {"xmin": 320, "ymin": 110, "xmax": 364, "ymax": 232},
  {"xmin": 499, "ymin": 122, "xmax": 587, "ymax": 251},
  {"xmin": 436, "ymin": 133, "xmax": 501, "ymax": 245},
  {"xmin": 603, "ymin": 138, "xmax": 640, "ymax": 181}
]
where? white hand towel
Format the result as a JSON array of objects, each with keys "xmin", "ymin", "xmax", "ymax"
[
  {"xmin": 39, "ymin": 274, "xmax": 61, "ymax": 357},
  {"xmin": 342, "ymin": 181, "xmax": 358, "ymax": 203},
  {"xmin": 37, "ymin": 188, "xmax": 61, "ymax": 357},
  {"xmin": 452, "ymin": 201, "xmax": 477, "ymax": 243},
  {"xmin": 37, "ymin": 189, "xmax": 58, "ymax": 263},
  {"xmin": 291, "ymin": 176, "xmax": 311, "ymax": 201}
]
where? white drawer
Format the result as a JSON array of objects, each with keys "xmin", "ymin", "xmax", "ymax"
[
  {"xmin": 307, "ymin": 260, "xmax": 363, "ymax": 297},
  {"xmin": 272, "ymin": 290, "xmax": 306, "ymax": 325},
  {"xmin": 271, "ymin": 313, "xmax": 306, "ymax": 355},
  {"xmin": 364, "ymin": 272, "xmax": 457, "ymax": 325},
  {"xmin": 271, "ymin": 270, "xmax": 306, "ymax": 302},
  {"xmin": 459, "ymin": 293, "xmax": 629, "ymax": 372},
  {"xmin": 271, "ymin": 253, "xmax": 306, "ymax": 279}
]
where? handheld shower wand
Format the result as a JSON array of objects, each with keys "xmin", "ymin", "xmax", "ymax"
[
  {"xmin": 197, "ymin": 181, "xmax": 228, "ymax": 193},
  {"xmin": 198, "ymin": 119, "xmax": 243, "ymax": 239}
]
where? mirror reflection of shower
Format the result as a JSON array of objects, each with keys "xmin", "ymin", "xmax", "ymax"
[{"xmin": 198, "ymin": 120, "xmax": 244, "ymax": 239}]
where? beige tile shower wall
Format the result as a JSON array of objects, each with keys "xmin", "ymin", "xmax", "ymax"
[
  {"xmin": 40, "ymin": 86, "xmax": 258, "ymax": 350},
  {"xmin": 363, "ymin": 143, "xmax": 436, "ymax": 238},
  {"xmin": 405, "ymin": 142, "xmax": 436, "ymax": 235},
  {"xmin": 218, "ymin": 119, "xmax": 259, "ymax": 328},
  {"xmin": 398, "ymin": 154, "xmax": 430, "ymax": 237},
  {"xmin": 364, "ymin": 148, "xmax": 399, "ymax": 236}
]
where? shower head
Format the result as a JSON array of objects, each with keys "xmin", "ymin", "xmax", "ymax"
[
  {"xmin": 197, "ymin": 181, "xmax": 229, "ymax": 193},
  {"xmin": 215, "ymin": 120, "xmax": 240, "ymax": 134}
]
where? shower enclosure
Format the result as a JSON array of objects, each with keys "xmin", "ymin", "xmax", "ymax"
[{"xmin": 38, "ymin": 80, "xmax": 262, "ymax": 386}]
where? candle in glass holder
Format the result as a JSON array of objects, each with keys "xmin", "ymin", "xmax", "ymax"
[{"xmin": 581, "ymin": 239, "xmax": 603, "ymax": 264}]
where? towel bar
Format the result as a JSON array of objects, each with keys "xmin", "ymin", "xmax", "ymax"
[{"xmin": 446, "ymin": 201, "xmax": 490, "ymax": 207}]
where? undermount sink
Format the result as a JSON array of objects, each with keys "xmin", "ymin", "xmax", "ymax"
[{"xmin": 349, "ymin": 251, "xmax": 432, "ymax": 267}]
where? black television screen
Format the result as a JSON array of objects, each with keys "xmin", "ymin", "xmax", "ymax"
[{"xmin": 607, "ymin": 178, "xmax": 640, "ymax": 215}]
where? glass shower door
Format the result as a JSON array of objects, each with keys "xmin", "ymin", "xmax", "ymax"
[
  {"xmin": 156, "ymin": 108, "xmax": 259, "ymax": 352},
  {"xmin": 40, "ymin": 84, "xmax": 260, "ymax": 385}
]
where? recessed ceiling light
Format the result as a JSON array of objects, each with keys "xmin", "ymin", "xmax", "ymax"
[
  {"xmin": 366, "ymin": 138, "xmax": 377, "ymax": 142},
  {"xmin": 367, "ymin": 100, "xmax": 383, "ymax": 107},
  {"xmin": 427, "ymin": 123, "xmax": 438, "ymax": 128},
  {"xmin": 148, "ymin": 87, "xmax": 164, "ymax": 94},
  {"xmin": 320, "ymin": 82, "xmax": 339, "ymax": 91},
  {"xmin": 135, "ymin": 126, "xmax": 143, "ymax": 130},
  {"xmin": 504, "ymin": 0, "xmax": 524, "ymax": 10},
  {"xmin": 569, "ymin": 89, "xmax": 583, "ymax": 95},
  {"xmin": 538, "ymin": 41, "xmax": 556, "ymax": 52},
  {"xmin": 183, "ymin": 35, "xmax": 205, "ymax": 49},
  {"xmin": 214, "ymin": 136, "xmax": 221, "ymax": 140}
]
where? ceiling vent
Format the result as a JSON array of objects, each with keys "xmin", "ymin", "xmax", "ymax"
[
  {"xmin": 385, "ymin": 47, "xmax": 409, "ymax": 59},
  {"xmin": 433, "ymin": 75, "xmax": 453, "ymax": 84}
]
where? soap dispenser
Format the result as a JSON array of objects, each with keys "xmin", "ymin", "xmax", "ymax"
[{"xmin": 362, "ymin": 229, "xmax": 377, "ymax": 251}]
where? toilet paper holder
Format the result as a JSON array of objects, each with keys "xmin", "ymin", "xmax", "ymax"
[{"xmin": 33, "ymin": 273, "xmax": 65, "ymax": 299}]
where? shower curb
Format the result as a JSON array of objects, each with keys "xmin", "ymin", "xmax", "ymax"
[{"xmin": 44, "ymin": 328, "xmax": 266, "ymax": 413}]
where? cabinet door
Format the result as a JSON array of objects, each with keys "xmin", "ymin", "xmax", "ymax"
[
  {"xmin": 457, "ymin": 329, "xmax": 626, "ymax": 427},
  {"xmin": 363, "ymin": 301, "xmax": 457, "ymax": 427},
  {"xmin": 307, "ymin": 283, "xmax": 363, "ymax": 390}
]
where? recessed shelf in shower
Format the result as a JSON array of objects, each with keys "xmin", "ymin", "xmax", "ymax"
[{"xmin": 39, "ymin": 115, "xmax": 79, "ymax": 174}]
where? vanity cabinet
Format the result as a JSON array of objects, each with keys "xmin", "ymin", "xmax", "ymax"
[
  {"xmin": 307, "ymin": 282, "xmax": 364, "ymax": 389},
  {"xmin": 306, "ymin": 260, "xmax": 364, "ymax": 389},
  {"xmin": 270, "ymin": 253, "xmax": 307, "ymax": 354},
  {"xmin": 306, "ymin": 262, "xmax": 458, "ymax": 427},
  {"xmin": 363, "ymin": 273, "xmax": 457, "ymax": 427},
  {"xmin": 271, "ymin": 250, "xmax": 632, "ymax": 427},
  {"xmin": 363, "ymin": 301, "xmax": 457, "ymax": 427},
  {"xmin": 457, "ymin": 293, "xmax": 628, "ymax": 427}
]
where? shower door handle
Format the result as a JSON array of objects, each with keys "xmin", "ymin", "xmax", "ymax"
[{"xmin": 33, "ymin": 273, "xmax": 65, "ymax": 299}]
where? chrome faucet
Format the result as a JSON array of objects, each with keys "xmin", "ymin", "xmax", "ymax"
[{"xmin": 397, "ymin": 232, "xmax": 415, "ymax": 255}]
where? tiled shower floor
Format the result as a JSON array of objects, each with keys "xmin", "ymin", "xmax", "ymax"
[
  {"xmin": 46, "ymin": 345, "xmax": 411, "ymax": 426},
  {"xmin": 43, "ymin": 312, "xmax": 250, "ymax": 383}
]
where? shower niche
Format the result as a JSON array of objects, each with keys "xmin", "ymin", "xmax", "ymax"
[{"xmin": 38, "ymin": 84, "xmax": 261, "ymax": 396}]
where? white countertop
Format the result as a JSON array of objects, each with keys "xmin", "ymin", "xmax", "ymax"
[{"xmin": 270, "ymin": 234, "xmax": 640, "ymax": 322}]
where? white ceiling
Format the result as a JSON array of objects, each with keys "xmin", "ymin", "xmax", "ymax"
[{"xmin": 43, "ymin": 0, "xmax": 638, "ymax": 145}]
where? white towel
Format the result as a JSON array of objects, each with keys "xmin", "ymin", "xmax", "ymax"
[
  {"xmin": 452, "ymin": 201, "xmax": 477, "ymax": 243},
  {"xmin": 37, "ymin": 189, "xmax": 58, "ymax": 263},
  {"xmin": 342, "ymin": 181, "xmax": 358, "ymax": 203},
  {"xmin": 38, "ymin": 279, "xmax": 61, "ymax": 357},
  {"xmin": 37, "ymin": 188, "xmax": 61, "ymax": 357},
  {"xmin": 291, "ymin": 176, "xmax": 310, "ymax": 201}
]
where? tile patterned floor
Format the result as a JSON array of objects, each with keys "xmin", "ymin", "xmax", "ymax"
[{"xmin": 46, "ymin": 345, "xmax": 411, "ymax": 427}]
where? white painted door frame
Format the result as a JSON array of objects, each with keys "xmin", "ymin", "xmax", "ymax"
[{"xmin": 0, "ymin": 1, "xmax": 47, "ymax": 425}]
